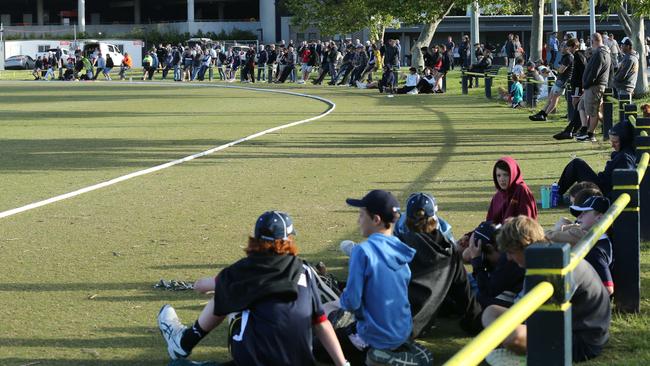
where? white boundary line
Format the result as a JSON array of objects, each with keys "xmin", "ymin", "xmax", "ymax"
[{"xmin": 0, "ymin": 82, "xmax": 336, "ymax": 219}]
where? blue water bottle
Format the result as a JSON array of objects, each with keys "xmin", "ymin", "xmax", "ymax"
[{"xmin": 551, "ymin": 182, "xmax": 559, "ymax": 207}]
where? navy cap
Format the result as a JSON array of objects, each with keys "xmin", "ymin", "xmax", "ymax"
[
  {"xmin": 254, "ymin": 211, "xmax": 295, "ymax": 241},
  {"xmin": 474, "ymin": 221, "xmax": 501, "ymax": 245},
  {"xmin": 346, "ymin": 190, "xmax": 400, "ymax": 223},
  {"xmin": 570, "ymin": 196, "xmax": 610, "ymax": 217},
  {"xmin": 406, "ymin": 192, "xmax": 437, "ymax": 220}
]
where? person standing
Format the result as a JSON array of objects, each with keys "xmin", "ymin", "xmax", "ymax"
[
  {"xmin": 119, "ymin": 52, "xmax": 132, "ymax": 80},
  {"xmin": 575, "ymin": 33, "xmax": 611, "ymax": 142},
  {"xmin": 613, "ymin": 36, "xmax": 637, "ymax": 97},
  {"xmin": 505, "ymin": 34, "xmax": 516, "ymax": 71},
  {"xmin": 257, "ymin": 45, "xmax": 268, "ymax": 82}
]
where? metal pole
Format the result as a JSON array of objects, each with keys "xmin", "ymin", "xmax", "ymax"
[
  {"xmin": 589, "ymin": 0, "xmax": 596, "ymax": 36},
  {"xmin": 470, "ymin": 1, "xmax": 479, "ymax": 64},
  {"xmin": 78, "ymin": 0, "xmax": 85, "ymax": 33},
  {"xmin": 552, "ymin": 0, "xmax": 558, "ymax": 33}
]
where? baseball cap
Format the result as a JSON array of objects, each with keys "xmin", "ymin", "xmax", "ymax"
[
  {"xmin": 406, "ymin": 193, "xmax": 437, "ymax": 220},
  {"xmin": 570, "ymin": 196, "xmax": 610, "ymax": 217},
  {"xmin": 621, "ymin": 37, "xmax": 633, "ymax": 46},
  {"xmin": 346, "ymin": 190, "xmax": 400, "ymax": 223},
  {"xmin": 473, "ymin": 221, "xmax": 501, "ymax": 245},
  {"xmin": 254, "ymin": 211, "xmax": 295, "ymax": 241}
]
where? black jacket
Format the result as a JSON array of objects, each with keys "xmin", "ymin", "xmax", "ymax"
[
  {"xmin": 213, "ymin": 254, "xmax": 303, "ymax": 316},
  {"xmin": 598, "ymin": 120, "xmax": 637, "ymax": 196},
  {"xmin": 471, "ymin": 252, "xmax": 525, "ymax": 308},
  {"xmin": 398, "ymin": 230, "xmax": 482, "ymax": 336},
  {"xmin": 570, "ymin": 50, "xmax": 587, "ymax": 90}
]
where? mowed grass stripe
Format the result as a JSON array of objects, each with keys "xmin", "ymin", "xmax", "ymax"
[{"xmin": 0, "ymin": 82, "xmax": 327, "ymax": 212}]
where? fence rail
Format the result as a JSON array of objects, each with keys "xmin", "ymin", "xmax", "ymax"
[{"xmin": 443, "ymin": 103, "xmax": 649, "ymax": 365}]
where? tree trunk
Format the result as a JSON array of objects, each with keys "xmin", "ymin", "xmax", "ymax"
[
  {"xmin": 617, "ymin": 7, "xmax": 648, "ymax": 96},
  {"xmin": 529, "ymin": 0, "xmax": 544, "ymax": 61},
  {"xmin": 410, "ymin": 2, "xmax": 454, "ymax": 69}
]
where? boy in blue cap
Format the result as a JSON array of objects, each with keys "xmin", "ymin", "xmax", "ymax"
[
  {"xmin": 339, "ymin": 190, "xmax": 432, "ymax": 366},
  {"xmin": 157, "ymin": 211, "xmax": 348, "ymax": 366}
]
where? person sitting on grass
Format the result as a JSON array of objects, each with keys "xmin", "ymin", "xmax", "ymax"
[
  {"xmin": 498, "ymin": 74, "xmax": 524, "ymax": 108},
  {"xmin": 482, "ymin": 216, "xmax": 610, "ymax": 365},
  {"xmin": 458, "ymin": 157, "xmax": 537, "ymax": 258},
  {"xmin": 509, "ymin": 74, "xmax": 524, "ymax": 108},
  {"xmin": 468, "ymin": 221, "xmax": 525, "ymax": 309},
  {"xmin": 416, "ymin": 67, "xmax": 444, "ymax": 94},
  {"xmin": 119, "ymin": 52, "xmax": 132, "ymax": 80},
  {"xmin": 397, "ymin": 193, "xmax": 483, "ymax": 337},
  {"xmin": 157, "ymin": 211, "xmax": 349, "ymax": 366},
  {"xmin": 545, "ymin": 183, "xmax": 603, "ymax": 245},
  {"xmin": 557, "ymin": 120, "xmax": 636, "ymax": 198},
  {"xmin": 396, "ymin": 67, "xmax": 420, "ymax": 94},
  {"xmin": 567, "ymin": 196, "xmax": 615, "ymax": 295},
  {"xmin": 336, "ymin": 190, "xmax": 432, "ymax": 366}
]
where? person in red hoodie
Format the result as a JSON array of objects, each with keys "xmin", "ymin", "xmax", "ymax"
[
  {"xmin": 487, "ymin": 157, "xmax": 538, "ymax": 224},
  {"xmin": 460, "ymin": 157, "xmax": 538, "ymax": 262}
]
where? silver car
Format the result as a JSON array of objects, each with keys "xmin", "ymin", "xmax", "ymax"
[{"xmin": 5, "ymin": 55, "xmax": 36, "ymax": 70}]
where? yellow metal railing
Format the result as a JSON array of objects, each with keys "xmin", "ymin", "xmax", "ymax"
[{"xmin": 444, "ymin": 282, "xmax": 554, "ymax": 366}]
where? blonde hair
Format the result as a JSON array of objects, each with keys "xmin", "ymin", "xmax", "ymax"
[{"xmin": 497, "ymin": 216, "xmax": 546, "ymax": 252}]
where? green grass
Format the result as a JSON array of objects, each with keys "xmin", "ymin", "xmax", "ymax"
[{"xmin": 0, "ymin": 70, "xmax": 648, "ymax": 366}]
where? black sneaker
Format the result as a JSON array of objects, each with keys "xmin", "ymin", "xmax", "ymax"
[
  {"xmin": 576, "ymin": 133, "xmax": 596, "ymax": 142},
  {"xmin": 574, "ymin": 128, "xmax": 588, "ymax": 139},
  {"xmin": 553, "ymin": 131, "xmax": 573, "ymax": 140},
  {"xmin": 529, "ymin": 114, "xmax": 547, "ymax": 121}
]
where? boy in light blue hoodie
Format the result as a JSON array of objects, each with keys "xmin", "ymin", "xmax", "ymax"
[{"xmin": 338, "ymin": 190, "xmax": 432, "ymax": 366}]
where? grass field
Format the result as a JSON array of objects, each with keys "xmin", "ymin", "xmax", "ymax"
[{"xmin": 1, "ymin": 70, "xmax": 649, "ymax": 366}]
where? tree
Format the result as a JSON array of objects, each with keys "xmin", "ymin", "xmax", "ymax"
[
  {"xmin": 529, "ymin": 0, "xmax": 545, "ymax": 62},
  {"xmin": 287, "ymin": 0, "xmax": 518, "ymax": 68},
  {"xmin": 284, "ymin": 0, "xmax": 395, "ymax": 42}
]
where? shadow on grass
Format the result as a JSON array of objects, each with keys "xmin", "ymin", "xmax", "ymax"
[{"xmin": 0, "ymin": 138, "xmax": 231, "ymax": 172}]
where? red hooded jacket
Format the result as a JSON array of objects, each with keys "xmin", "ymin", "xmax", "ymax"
[{"xmin": 487, "ymin": 157, "xmax": 538, "ymax": 224}]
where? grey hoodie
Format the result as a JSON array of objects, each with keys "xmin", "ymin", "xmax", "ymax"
[
  {"xmin": 582, "ymin": 45, "xmax": 611, "ymax": 89},
  {"xmin": 614, "ymin": 50, "xmax": 639, "ymax": 93}
]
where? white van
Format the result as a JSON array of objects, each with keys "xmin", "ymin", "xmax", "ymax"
[{"xmin": 82, "ymin": 41, "xmax": 124, "ymax": 66}]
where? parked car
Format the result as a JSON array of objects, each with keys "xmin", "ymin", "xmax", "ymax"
[
  {"xmin": 5, "ymin": 55, "xmax": 36, "ymax": 69},
  {"xmin": 35, "ymin": 48, "xmax": 71, "ymax": 60},
  {"xmin": 82, "ymin": 41, "xmax": 124, "ymax": 66},
  {"xmin": 187, "ymin": 38, "xmax": 213, "ymax": 49}
]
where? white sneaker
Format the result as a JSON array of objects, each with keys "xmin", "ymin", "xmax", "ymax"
[
  {"xmin": 485, "ymin": 348, "xmax": 526, "ymax": 366},
  {"xmin": 158, "ymin": 304, "xmax": 189, "ymax": 360},
  {"xmin": 340, "ymin": 240, "xmax": 357, "ymax": 256},
  {"xmin": 407, "ymin": 89, "xmax": 418, "ymax": 95}
]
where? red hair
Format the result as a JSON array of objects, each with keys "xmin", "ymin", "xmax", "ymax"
[{"xmin": 245, "ymin": 235, "xmax": 298, "ymax": 256}]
